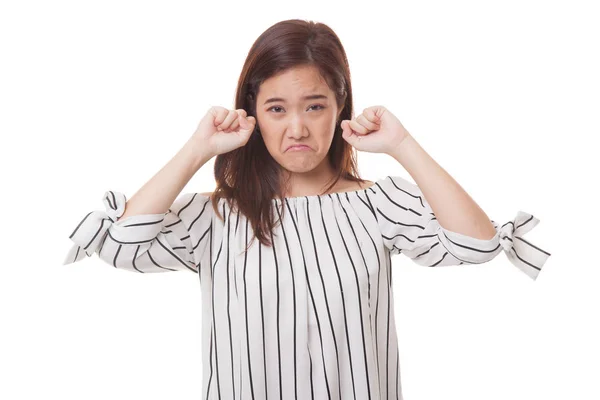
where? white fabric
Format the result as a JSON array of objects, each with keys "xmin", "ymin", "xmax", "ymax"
[{"xmin": 63, "ymin": 175, "xmax": 551, "ymax": 400}]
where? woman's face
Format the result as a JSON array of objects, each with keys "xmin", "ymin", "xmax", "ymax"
[{"xmin": 255, "ymin": 65, "xmax": 341, "ymax": 176}]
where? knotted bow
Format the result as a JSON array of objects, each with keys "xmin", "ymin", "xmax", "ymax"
[
  {"xmin": 495, "ymin": 211, "xmax": 551, "ymax": 280},
  {"xmin": 63, "ymin": 191, "xmax": 127, "ymax": 266}
]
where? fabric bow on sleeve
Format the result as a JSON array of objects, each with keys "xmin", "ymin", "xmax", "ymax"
[
  {"xmin": 495, "ymin": 210, "xmax": 551, "ymax": 280},
  {"xmin": 440, "ymin": 210, "xmax": 551, "ymax": 280},
  {"xmin": 63, "ymin": 191, "xmax": 127, "ymax": 265}
]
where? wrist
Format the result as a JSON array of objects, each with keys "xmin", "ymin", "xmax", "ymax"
[
  {"xmin": 182, "ymin": 138, "xmax": 213, "ymax": 170},
  {"xmin": 388, "ymin": 133, "xmax": 417, "ymax": 162}
]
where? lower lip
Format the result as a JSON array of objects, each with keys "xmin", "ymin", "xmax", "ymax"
[{"xmin": 287, "ymin": 146, "xmax": 311, "ymax": 152}]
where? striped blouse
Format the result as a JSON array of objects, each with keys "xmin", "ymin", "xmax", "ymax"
[{"xmin": 63, "ymin": 175, "xmax": 551, "ymax": 400}]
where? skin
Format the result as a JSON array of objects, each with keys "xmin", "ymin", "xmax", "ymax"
[
  {"xmin": 201, "ymin": 67, "xmax": 497, "ymax": 240},
  {"xmin": 255, "ymin": 64, "xmax": 372, "ymax": 197}
]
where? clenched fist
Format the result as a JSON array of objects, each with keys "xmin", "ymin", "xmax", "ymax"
[
  {"xmin": 340, "ymin": 105, "xmax": 411, "ymax": 155},
  {"xmin": 191, "ymin": 106, "xmax": 256, "ymax": 158}
]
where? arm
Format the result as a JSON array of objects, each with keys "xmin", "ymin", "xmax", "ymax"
[
  {"xmin": 389, "ymin": 134, "xmax": 497, "ymax": 240},
  {"xmin": 63, "ymin": 139, "xmax": 215, "ymax": 273},
  {"xmin": 371, "ymin": 136, "xmax": 550, "ymax": 280},
  {"xmin": 117, "ymin": 138, "xmax": 213, "ymax": 221}
]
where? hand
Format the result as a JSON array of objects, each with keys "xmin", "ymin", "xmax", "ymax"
[
  {"xmin": 191, "ymin": 106, "xmax": 256, "ymax": 157},
  {"xmin": 340, "ymin": 105, "xmax": 411, "ymax": 155}
]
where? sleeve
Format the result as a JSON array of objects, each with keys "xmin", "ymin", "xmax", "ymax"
[
  {"xmin": 62, "ymin": 190, "xmax": 214, "ymax": 273},
  {"xmin": 367, "ymin": 175, "xmax": 551, "ymax": 280}
]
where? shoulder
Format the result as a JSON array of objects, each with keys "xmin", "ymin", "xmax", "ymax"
[{"xmin": 198, "ymin": 192, "xmax": 213, "ymax": 197}]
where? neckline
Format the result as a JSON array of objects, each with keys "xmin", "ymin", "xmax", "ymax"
[
  {"xmin": 272, "ymin": 182, "xmax": 377, "ymax": 203},
  {"xmin": 194, "ymin": 180, "xmax": 380, "ymax": 203}
]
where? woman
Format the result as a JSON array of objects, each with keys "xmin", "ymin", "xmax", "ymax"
[{"xmin": 63, "ymin": 18, "xmax": 550, "ymax": 400}]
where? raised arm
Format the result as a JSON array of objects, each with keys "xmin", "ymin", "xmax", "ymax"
[
  {"xmin": 63, "ymin": 106, "xmax": 256, "ymax": 273},
  {"xmin": 63, "ymin": 138, "xmax": 214, "ymax": 273}
]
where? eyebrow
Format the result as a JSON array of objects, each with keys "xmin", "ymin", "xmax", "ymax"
[{"xmin": 263, "ymin": 94, "xmax": 328, "ymax": 105}]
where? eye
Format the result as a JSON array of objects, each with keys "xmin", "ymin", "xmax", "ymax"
[{"xmin": 267, "ymin": 104, "xmax": 326, "ymax": 113}]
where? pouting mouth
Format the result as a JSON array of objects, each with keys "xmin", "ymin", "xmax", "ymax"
[{"xmin": 286, "ymin": 144, "xmax": 312, "ymax": 151}]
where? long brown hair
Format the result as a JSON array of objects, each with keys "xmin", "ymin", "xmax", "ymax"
[{"xmin": 210, "ymin": 18, "xmax": 369, "ymax": 248}]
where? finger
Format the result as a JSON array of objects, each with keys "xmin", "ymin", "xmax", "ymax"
[
  {"xmin": 341, "ymin": 120, "xmax": 359, "ymax": 138},
  {"xmin": 245, "ymin": 115, "xmax": 256, "ymax": 128},
  {"xmin": 341, "ymin": 120, "xmax": 360, "ymax": 146},
  {"xmin": 362, "ymin": 108, "xmax": 381, "ymax": 125},
  {"xmin": 239, "ymin": 115, "xmax": 255, "ymax": 133},
  {"xmin": 225, "ymin": 120, "xmax": 240, "ymax": 132},
  {"xmin": 228, "ymin": 115, "xmax": 241, "ymax": 131},
  {"xmin": 227, "ymin": 110, "xmax": 251, "ymax": 131},
  {"xmin": 218, "ymin": 110, "xmax": 239, "ymax": 131},
  {"xmin": 233, "ymin": 112, "xmax": 256, "ymax": 132},
  {"xmin": 214, "ymin": 108, "xmax": 230, "ymax": 127},
  {"xmin": 340, "ymin": 120, "xmax": 351, "ymax": 138},
  {"xmin": 349, "ymin": 118, "xmax": 369, "ymax": 135},
  {"xmin": 228, "ymin": 109, "xmax": 247, "ymax": 130},
  {"xmin": 340, "ymin": 120, "xmax": 350, "ymax": 138},
  {"xmin": 356, "ymin": 114, "xmax": 379, "ymax": 131}
]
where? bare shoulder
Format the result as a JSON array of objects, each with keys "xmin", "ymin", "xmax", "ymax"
[{"xmin": 198, "ymin": 191, "xmax": 213, "ymax": 197}]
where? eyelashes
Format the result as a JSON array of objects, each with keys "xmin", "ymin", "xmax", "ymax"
[{"xmin": 267, "ymin": 104, "xmax": 325, "ymax": 113}]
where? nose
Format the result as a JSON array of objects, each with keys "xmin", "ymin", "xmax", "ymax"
[{"xmin": 286, "ymin": 115, "xmax": 309, "ymax": 139}]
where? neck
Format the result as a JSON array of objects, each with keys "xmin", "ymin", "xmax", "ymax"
[{"xmin": 280, "ymin": 163, "xmax": 339, "ymax": 198}]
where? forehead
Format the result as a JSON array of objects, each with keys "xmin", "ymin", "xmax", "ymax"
[{"xmin": 257, "ymin": 65, "xmax": 331, "ymax": 99}]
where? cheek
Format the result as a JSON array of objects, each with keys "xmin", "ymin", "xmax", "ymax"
[{"xmin": 259, "ymin": 131, "xmax": 279, "ymax": 152}]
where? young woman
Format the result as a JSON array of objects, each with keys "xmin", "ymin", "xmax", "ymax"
[{"xmin": 64, "ymin": 18, "xmax": 550, "ymax": 400}]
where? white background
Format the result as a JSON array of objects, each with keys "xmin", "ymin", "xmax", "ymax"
[{"xmin": 1, "ymin": 0, "xmax": 598, "ymax": 399}]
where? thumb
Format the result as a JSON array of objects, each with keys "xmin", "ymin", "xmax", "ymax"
[
  {"xmin": 239, "ymin": 115, "xmax": 256, "ymax": 131},
  {"xmin": 341, "ymin": 120, "xmax": 358, "ymax": 145}
]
